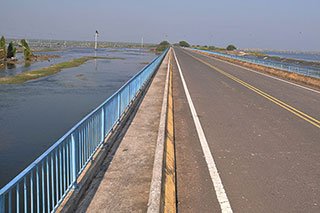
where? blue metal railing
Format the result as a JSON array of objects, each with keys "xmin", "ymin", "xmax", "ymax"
[
  {"xmin": 0, "ymin": 49, "xmax": 168, "ymax": 213},
  {"xmin": 194, "ymin": 49, "xmax": 320, "ymax": 79}
]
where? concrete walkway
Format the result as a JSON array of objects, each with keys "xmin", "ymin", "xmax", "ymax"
[{"xmin": 75, "ymin": 53, "xmax": 169, "ymax": 212}]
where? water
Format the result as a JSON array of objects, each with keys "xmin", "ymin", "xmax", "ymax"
[
  {"xmin": 0, "ymin": 48, "xmax": 156, "ymax": 188},
  {"xmin": 241, "ymin": 51, "xmax": 320, "ymax": 78},
  {"xmin": 263, "ymin": 51, "xmax": 320, "ymax": 62},
  {"xmin": 0, "ymin": 48, "xmax": 147, "ymax": 77}
]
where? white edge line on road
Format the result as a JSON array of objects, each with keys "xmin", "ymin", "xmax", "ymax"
[
  {"xmin": 147, "ymin": 49, "xmax": 170, "ymax": 213},
  {"xmin": 173, "ymin": 49, "xmax": 233, "ymax": 213},
  {"xmin": 190, "ymin": 49, "xmax": 320, "ymax": 94}
]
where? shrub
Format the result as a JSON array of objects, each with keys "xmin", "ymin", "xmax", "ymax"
[
  {"xmin": 208, "ymin": 46, "xmax": 217, "ymax": 50},
  {"xmin": 179, "ymin": 41, "xmax": 190, "ymax": 47},
  {"xmin": 159, "ymin": 41, "xmax": 170, "ymax": 46},
  {"xmin": 156, "ymin": 40, "xmax": 170, "ymax": 52},
  {"xmin": 226, "ymin": 44, "xmax": 237, "ymax": 51}
]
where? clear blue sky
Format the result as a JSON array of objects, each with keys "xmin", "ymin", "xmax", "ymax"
[{"xmin": 1, "ymin": 0, "xmax": 319, "ymax": 51}]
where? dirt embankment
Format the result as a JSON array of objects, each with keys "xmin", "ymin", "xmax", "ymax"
[{"xmin": 194, "ymin": 50, "xmax": 320, "ymax": 90}]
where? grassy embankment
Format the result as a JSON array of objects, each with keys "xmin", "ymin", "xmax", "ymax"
[
  {"xmin": 0, "ymin": 56, "xmax": 123, "ymax": 84},
  {"xmin": 194, "ymin": 50, "xmax": 320, "ymax": 89}
]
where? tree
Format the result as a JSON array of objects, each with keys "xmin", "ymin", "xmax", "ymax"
[
  {"xmin": 0, "ymin": 49, "xmax": 4, "ymax": 61},
  {"xmin": 179, "ymin": 41, "xmax": 190, "ymax": 47},
  {"xmin": 159, "ymin": 41, "xmax": 170, "ymax": 47},
  {"xmin": 156, "ymin": 40, "xmax": 170, "ymax": 52},
  {"xmin": 21, "ymin": 39, "xmax": 33, "ymax": 61},
  {"xmin": 0, "ymin": 36, "xmax": 6, "ymax": 60},
  {"xmin": 226, "ymin": 44, "xmax": 237, "ymax": 51},
  {"xmin": 7, "ymin": 42, "xmax": 16, "ymax": 59}
]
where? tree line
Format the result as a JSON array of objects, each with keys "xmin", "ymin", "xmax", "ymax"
[{"xmin": 155, "ymin": 40, "xmax": 237, "ymax": 52}]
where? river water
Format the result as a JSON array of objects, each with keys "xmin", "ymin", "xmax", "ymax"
[
  {"xmin": 0, "ymin": 48, "xmax": 156, "ymax": 188},
  {"xmin": 263, "ymin": 51, "xmax": 320, "ymax": 62}
]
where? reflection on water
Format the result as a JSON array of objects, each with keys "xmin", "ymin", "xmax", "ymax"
[
  {"xmin": 0, "ymin": 62, "xmax": 5, "ymax": 70},
  {"xmin": 0, "ymin": 62, "xmax": 17, "ymax": 70},
  {"xmin": 0, "ymin": 48, "xmax": 156, "ymax": 188},
  {"xmin": 24, "ymin": 61, "xmax": 31, "ymax": 68}
]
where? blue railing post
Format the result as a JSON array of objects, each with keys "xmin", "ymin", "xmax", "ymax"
[
  {"xmin": 129, "ymin": 84, "xmax": 131, "ymax": 103},
  {"xmin": 101, "ymin": 108, "xmax": 105, "ymax": 143},
  {"xmin": 0, "ymin": 194, "xmax": 4, "ymax": 213},
  {"xmin": 117, "ymin": 94, "xmax": 121, "ymax": 120},
  {"xmin": 71, "ymin": 133, "xmax": 78, "ymax": 189},
  {"xmin": 23, "ymin": 177, "xmax": 27, "ymax": 212}
]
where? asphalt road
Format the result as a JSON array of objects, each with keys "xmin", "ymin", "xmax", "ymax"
[{"xmin": 173, "ymin": 47, "xmax": 320, "ymax": 213}]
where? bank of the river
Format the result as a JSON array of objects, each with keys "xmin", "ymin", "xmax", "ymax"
[{"xmin": 0, "ymin": 56, "xmax": 124, "ymax": 84}]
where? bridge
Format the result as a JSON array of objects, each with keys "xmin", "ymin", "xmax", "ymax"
[{"xmin": 1, "ymin": 47, "xmax": 320, "ymax": 212}]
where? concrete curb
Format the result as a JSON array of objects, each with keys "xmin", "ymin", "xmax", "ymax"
[
  {"xmin": 147, "ymin": 48, "xmax": 176, "ymax": 213},
  {"xmin": 147, "ymin": 49, "xmax": 170, "ymax": 213},
  {"xmin": 163, "ymin": 51, "xmax": 176, "ymax": 212}
]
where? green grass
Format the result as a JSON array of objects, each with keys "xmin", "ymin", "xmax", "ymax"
[
  {"xmin": 246, "ymin": 51, "xmax": 269, "ymax": 57},
  {"xmin": 0, "ymin": 56, "xmax": 124, "ymax": 84}
]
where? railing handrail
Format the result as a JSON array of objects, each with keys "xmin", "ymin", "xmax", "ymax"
[{"xmin": 0, "ymin": 49, "xmax": 168, "ymax": 196}]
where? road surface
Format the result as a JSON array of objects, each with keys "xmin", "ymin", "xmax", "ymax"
[{"xmin": 172, "ymin": 47, "xmax": 320, "ymax": 212}]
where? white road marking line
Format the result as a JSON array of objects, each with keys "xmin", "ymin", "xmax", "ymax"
[
  {"xmin": 190, "ymin": 49, "xmax": 320, "ymax": 94},
  {"xmin": 173, "ymin": 49, "xmax": 233, "ymax": 213}
]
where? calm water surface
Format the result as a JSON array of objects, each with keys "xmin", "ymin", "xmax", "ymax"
[
  {"xmin": 0, "ymin": 48, "xmax": 148, "ymax": 77},
  {"xmin": 0, "ymin": 48, "xmax": 156, "ymax": 187},
  {"xmin": 263, "ymin": 51, "xmax": 320, "ymax": 62}
]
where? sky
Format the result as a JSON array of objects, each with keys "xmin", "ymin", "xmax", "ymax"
[{"xmin": 1, "ymin": 0, "xmax": 319, "ymax": 51}]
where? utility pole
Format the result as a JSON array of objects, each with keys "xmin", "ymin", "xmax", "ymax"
[
  {"xmin": 141, "ymin": 36, "xmax": 144, "ymax": 49},
  {"xmin": 94, "ymin": 30, "xmax": 99, "ymax": 50}
]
